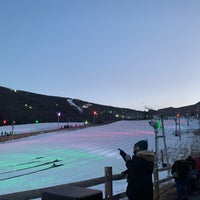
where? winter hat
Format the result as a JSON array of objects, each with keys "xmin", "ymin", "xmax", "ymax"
[
  {"xmin": 134, "ymin": 140, "xmax": 148, "ymax": 150},
  {"xmin": 177, "ymin": 154, "xmax": 185, "ymax": 160}
]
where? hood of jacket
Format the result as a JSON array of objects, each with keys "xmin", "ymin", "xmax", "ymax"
[{"xmin": 136, "ymin": 150, "xmax": 155, "ymax": 162}]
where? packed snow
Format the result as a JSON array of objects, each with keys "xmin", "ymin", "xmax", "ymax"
[{"xmin": 0, "ymin": 119, "xmax": 200, "ymax": 198}]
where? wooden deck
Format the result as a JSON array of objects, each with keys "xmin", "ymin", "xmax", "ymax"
[
  {"xmin": 189, "ymin": 193, "xmax": 200, "ymax": 200},
  {"xmin": 168, "ymin": 192, "xmax": 200, "ymax": 200}
]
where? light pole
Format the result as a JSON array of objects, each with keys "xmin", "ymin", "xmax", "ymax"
[
  {"xmin": 11, "ymin": 121, "xmax": 15, "ymax": 135},
  {"xmin": 57, "ymin": 112, "xmax": 61, "ymax": 129},
  {"xmin": 174, "ymin": 113, "xmax": 181, "ymax": 141},
  {"xmin": 93, "ymin": 111, "xmax": 98, "ymax": 124}
]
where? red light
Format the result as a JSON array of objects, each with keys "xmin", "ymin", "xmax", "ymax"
[
  {"xmin": 3, "ymin": 120, "xmax": 7, "ymax": 125},
  {"xmin": 93, "ymin": 111, "xmax": 98, "ymax": 116}
]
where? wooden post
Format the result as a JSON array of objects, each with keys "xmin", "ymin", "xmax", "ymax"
[
  {"xmin": 161, "ymin": 150, "xmax": 163, "ymax": 166},
  {"xmin": 105, "ymin": 167, "xmax": 113, "ymax": 200},
  {"xmin": 154, "ymin": 162, "xmax": 160, "ymax": 200}
]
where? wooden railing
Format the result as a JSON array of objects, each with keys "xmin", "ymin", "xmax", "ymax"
[
  {"xmin": 154, "ymin": 163, "xmax": 174, "ymax": 200},
  {"xmin": 0, "ymin": 166, "xmax": 173, "ymax": 200}
]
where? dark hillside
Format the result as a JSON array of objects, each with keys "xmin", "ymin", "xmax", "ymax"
[
  {"xmin": 0, "ymin": 86, "xmax": 145, "ymax": 125},
  {"xmin": 1, "ymin": 86, "xmax": 199, "ymax": 125},
  {"xmin": 148, "ymin": 103, "xmax": 200, "ymax": 118}
]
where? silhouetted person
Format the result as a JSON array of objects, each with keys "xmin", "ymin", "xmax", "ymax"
[
  {"xmin": 119, "ymin": 140, "xmax": 155, "ymax": 200},
  {"xmin": 171, "ymin": 154, "xmax": 190, "ymax": 200}
]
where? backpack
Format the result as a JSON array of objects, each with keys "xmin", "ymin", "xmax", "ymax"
[{"xmin": 194, "ymin": 157, "xmax": 200, "ymax": 171}]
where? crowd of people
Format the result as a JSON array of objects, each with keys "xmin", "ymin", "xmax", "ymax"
[
  {"xmin": 0, "ymin": 131, "xmax": 14, "ymax": 137},
  {"xmin": 171, "ymin": 154, "xmax": 200, "ymax": 200}
]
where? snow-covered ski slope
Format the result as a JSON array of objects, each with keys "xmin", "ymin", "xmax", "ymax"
[{"xmin": 0, "ymin": 119, "xmax": 199, "ymax": 195}]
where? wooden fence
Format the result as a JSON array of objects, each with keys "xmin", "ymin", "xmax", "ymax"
[{"xmin": 0, "ymin": 165, "xmax": 173, "ymax": 200}]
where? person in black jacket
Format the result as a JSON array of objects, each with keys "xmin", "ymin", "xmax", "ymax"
[
  {"xmin": 186, "ymin": 155, "xmax": 198, "ymax": 194},
  {"xmin": 119, "ymin": 140, "xmax": 155, "ymax": 200},
  {"xmin": 171, "ymin": 154, "xmax": 190, "ymax": 200}
]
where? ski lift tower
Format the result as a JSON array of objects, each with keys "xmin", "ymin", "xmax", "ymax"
[
  {"xmin": 149, "ymin": 115, "xmax": 170, "ymax": 173},
  {"xmin": 149, "ymin": 115, "xmax": 170, "ymax": 200}
]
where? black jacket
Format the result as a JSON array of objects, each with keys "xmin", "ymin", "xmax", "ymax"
[
  {"xmin": 171, "ymin": 159, "xmax": 190, "ymax": 181},
  {"xmin": 125, "ymin": 150, "xmax": 155, "ymax": 200}
]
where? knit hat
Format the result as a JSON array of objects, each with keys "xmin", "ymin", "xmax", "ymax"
[
  {"xmin": 134, "ymin": 140, "xmax": 148, "ymax": 150},
  {"xmin": 177, "ymin": 154, "xmax": 185, "ymax": 160}
]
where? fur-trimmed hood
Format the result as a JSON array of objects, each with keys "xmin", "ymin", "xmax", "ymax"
[{"xmin": 136, "ymin": 150, "xmax": 155, "ymax": 162}]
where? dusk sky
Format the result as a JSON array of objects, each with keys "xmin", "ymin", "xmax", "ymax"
[{"xmin": 1, "ymin": 0, "xmax": 200, "ymax": 111}]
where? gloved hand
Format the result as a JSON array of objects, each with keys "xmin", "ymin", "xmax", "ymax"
[
  {"xmin": 119, "ymin": 149, "xmax": 127, "ymax": 158},
  {"xmin": 118, "ymin": 148, "xmax": 131, "ymax": 161}
]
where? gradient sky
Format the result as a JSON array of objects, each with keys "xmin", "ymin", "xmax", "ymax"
[{"xmin": 1, "ymin": 0, "xmax": 200, "ymax": 111}]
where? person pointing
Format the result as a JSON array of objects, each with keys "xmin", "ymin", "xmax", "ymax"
[{"xmin": 119, "ymin": 140, "xmax": 155, "ymax": 200}]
